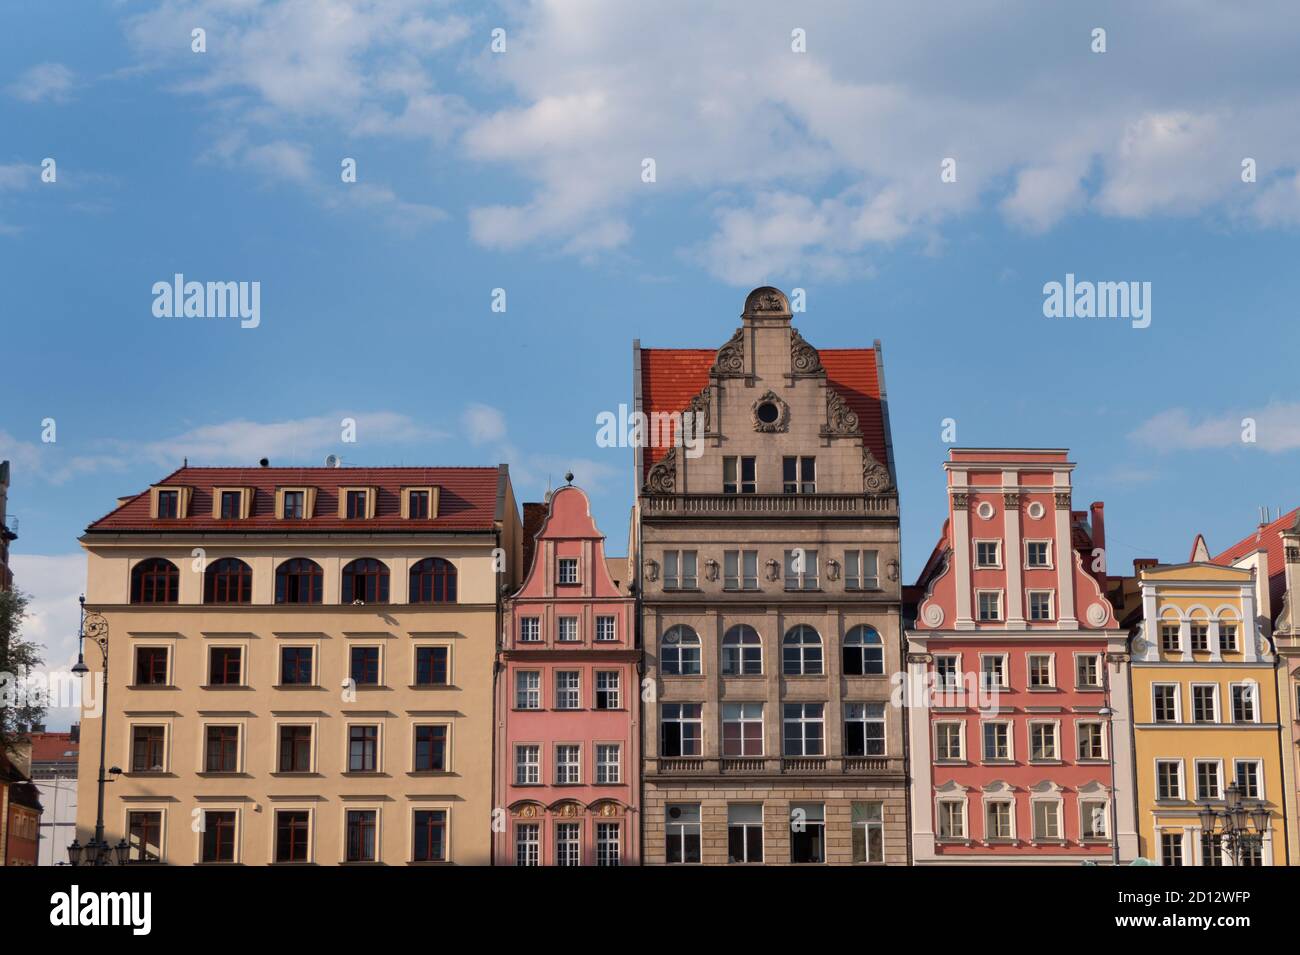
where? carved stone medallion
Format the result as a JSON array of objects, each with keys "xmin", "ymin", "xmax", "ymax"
[{"xmin": 752, "ymin": 391, "xmax": 790, "ymax": 433}]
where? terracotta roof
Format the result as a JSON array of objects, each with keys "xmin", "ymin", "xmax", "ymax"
[
  {"xmin": 1212, "ymin": 507, "xmax": 1299, "ymax": 621},
  {"xmin": 638, "ymin": 343, "xmax": 889, "ymax": 483},
  {"xmin": 86, "ymin": 466, "xmax": 503, "ymax": 533},
  {"xmin": 28, "ymin": 732, "xmax": 78, "ymax": 763}
]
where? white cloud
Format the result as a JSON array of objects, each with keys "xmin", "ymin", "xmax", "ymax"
[
  {"xmin": 1129, "ymin": 404, "xmax": 1300, "ymax": 453},
  {"xmin": 6, "ymin": 62, "xmax": 75, "ymax": 103},
  {"xmin": 458, "ymin": 403, "xmax": 620, "ymax": 497},
  {"xmin": 462, "ymin": 404, "xmax": 507, "ymax": 445},
  {"xmin": 8, "ymin": 554, "xmax": 87, "ymax": 732},
  {"xmin": 0, "ymin": 431, "xmax": 129, "ymax": 486}
]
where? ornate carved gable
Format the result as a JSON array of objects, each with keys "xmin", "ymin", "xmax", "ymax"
[
  {"xmin": 644, "ymin": 446, "xmax": 676, "ymax": 494},
  {"xmin": 711, "ymin": 328, "xmax": 745, "ymax": 376},
  {"xmin": 822, "ymin": 386, "xmax": 861, "ymax": 436},
  {"xmin": 862, "ymin": 447, "xmax": 893, "ymax": 495},
  {"xmin": 790, "ymin": 327, "xmax": 824, "ymax": 375}
]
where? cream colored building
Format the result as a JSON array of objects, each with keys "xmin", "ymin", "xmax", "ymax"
[{"xmin": 75, "ymin": 465, "xmax": 521, "ymax": 865}]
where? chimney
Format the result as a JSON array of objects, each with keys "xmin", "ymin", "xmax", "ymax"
[
  {"xmin": 69, "ymin": 722, "xmax": 80, "ymax": 743},
  {"xmin": 1134, "ymin": 558, "xmax": 1159, "ymax": 573},
  {"xmin": 1089, "ymin": 502, "xmax": 1106, "ymax": 553}
]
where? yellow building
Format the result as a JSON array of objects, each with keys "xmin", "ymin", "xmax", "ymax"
[{"xmin": 1129, "ymin": 562, "xmax": 1285, "ymax": 865}]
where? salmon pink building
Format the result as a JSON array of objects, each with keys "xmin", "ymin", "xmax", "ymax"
[
  {"xmin": 906, "ymin": 449, "xmax": 1139, "ymax": 864},
  {"xmin": 494, "ymin": 483, "xmax": 639, "ymax": 865}
]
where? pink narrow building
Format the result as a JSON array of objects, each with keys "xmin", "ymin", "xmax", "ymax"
[
  {"xmin": 494, "ymin": 483, "xmax": 640, "ymax": 865},
  {"xmin": 906, "ymin": 449, "xmax": 1139, "ymax": 864}
]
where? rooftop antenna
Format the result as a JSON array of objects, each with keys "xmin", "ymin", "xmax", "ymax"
[{"xmin": 325, "ymin": 454, "xmax": 342, "ymax": 468}]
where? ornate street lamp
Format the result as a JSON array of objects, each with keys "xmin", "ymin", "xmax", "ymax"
[
  {"xmin": 68, "ymin": 596, "xmax": 129, "ymax": 866},
  {"xmin": 1198, "ymin": 781, "xmax": 1270, "ymax": 866}
]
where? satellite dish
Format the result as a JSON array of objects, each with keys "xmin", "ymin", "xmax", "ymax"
[{"xmin": 324, "ymin": 454, "xmax": 341, "ymax": 468}]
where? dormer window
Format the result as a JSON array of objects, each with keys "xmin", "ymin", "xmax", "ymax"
[
  {"xmin": 402, "ymin": 486, "xmax": 438, "ymax": 519},
  {"xmin": 219, "ymin": 491, "xmax": 242, "ymax": 519},
  {"xmin": 283, "ymin": 490, "xmax": 304, "ymax": 519},
  {"xmin": 346, "ymin": 490, "xmax": 367, "ymax": 519},
  {"xmin": 409, "ymin": 490, "xmax": 430, "ymax": 518},
  {"xmin": 157, "ymin": 490, "xmax": 179, "ymax": 519},
  {"xmin": 277, "ymin": 487, "xmax": 315, "ymax": 520}
]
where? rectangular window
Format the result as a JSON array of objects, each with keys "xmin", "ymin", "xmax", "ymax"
[
  {"xmin": 514, "ymin": 745, "xmax": 540, "ymax": 785},
  {"xmin": 1025, "ymin": 540, "xmax": 1050, "ymax": 567},
  {"xmin": 1201, "ymin": 832, "xmax": 1223, "ymax": 867},
  {"xmin": 844, "ymin": 702, "xmax": 886, "ymax": 757},
  {"xmin": 665, "ymin": 805, "xmax": 701, "ymax": 864},
  {"xmin": 408, "ymin": 489, "xmax": 430, "ymax": 519},
  {"xmin": 975, "ymin": 541, "xmax": 1000, "ymax": 567},
  {"xmin": 782, "ymin": 456, "xmax": 816, "ymax": 494},
  {"xmin": 937, "ymin": 801, "xmax": 965, "ymax": 840},
  {"xmin": 1160, "ymin": 624, "xmax": 1181, "ymax": 654},
  {"xmin": 663, "ymin": 550, "xmax": 698, "ymax": 590},
  {"xmin": 977, "ymin": 591, "xmax": 1001, "ymax": 622},
  {"xmin": 596, "ymin": 823, "xmax": 621, "ymax": 867},
  {"xmin": 412, "ymin": 810, "xmax": 446, "ymax": 863},
  {"xmin": 555, "ymin": 822, "xmax": 581, "ymax": 867},
  {"xmin": 782, "ymin": 703, "xmax": 825, "ymax": 757},
  {"xmin": 723, "ymin": 456, "xmax": 756, "ymax": 495},
  {"xmin": 219, "ymin": 490, "xmax": 242, "ymax": 520},
  {"xmin": 844, "ymin": 549, "xmax": 879, "ymax": 590},
  {"xmin": 1029, "ymin": 723, "xmax": 1058, "ymax": 761},
  {"xmin": 345, "ymin": 490, "xmax": 367, "ymax": 519},
  {"xmin": 127, "ymin": 810, "xmax": 163, "ymax": 863},
  {"xmin": 350, "ymin": 646, "xmax": 381, "ymax": 686},
  {"xmin": 555, "ymin": 671, "xmax": 580, "ymax": 710},
  {"xmin": 131, "ymin": 725, "xmax": 166, "ymax": 773},
  {"xmin": 204, "ymin": 725, "xmax": 239, "ymax": 773},
  {"xmin": 1192, "ymin": 684, "xmax": 1218, "ymax": 723},
  {"xmin": 514, "ymin": 823, "xmax": 540, "ymax": 867},
  {"xmin": 201, "ymin": 810, "xmax": 236, "ymax": 863},
  {"xmin": 348, "ymin": 725, "xmax": 379, "ymax": 773},
  {"xmin": 1024, "ymin": 654, "xmax": 1055, "ymax": 691},
  {"xmin": 982, "ymin": 722, "xmax": 1010, "ymax": 761},
  {"xmin": 986, "ymin": 801, "xmax": 1013, "ymax": 840},
  {"xmin": 414, "ymin": 725, "xmax": 447, "ymax": 772},
  {"xmin": 515, "ymin": 671, "xmax": 540, "ymax": 710},
  {"xmin": 595, "ymin": 616, "xmax": 617, "ymax": 642},
  {"xmin": 1028, "ymin": 590, "xmax": 1054, "ymax": 621},
  {"xmin": 1196, "ymin": 760, "xmax": 1222, "ymax": 801},
  {"xmin": 724, "ymin": 550, "xmax": 759, "ymax": 590},
  {"xmin": 722, "ymin": 702, "xmax": 764, "ymax": 757},
  {"xmin": 557, "ymin": 616, "xmax": 579, "ymax": 642},
  {"xmin": 1235, "ymin": 760, "xmax": 1262, "ymax": 799},
  {"xmin": 555, "ymin": 744, "xmax": 580, "ymax": 784},
  {"xmin": 727, "ymin": 804, "xmax": 764, "ymax": 864},
  {"xmin": 852, "ymin": 802, "xmax": 885, "ymax": 863},
  {"xmin": 660, "ymin": 703, "xmax": 703, "ymax": 757},
  {"xmin": 282, "ymin": 490, "xmax": 305, "ymax": 519},
  {"xmin": 790, "ymin": 803, "xmax": 825, "ymax": 864},
  {"xmin": 1232, "ymin": 683, "xmax": 1257, "ymax": 723},
  {"xmin": 1077, "ymin": 722, "xmax": 1105, "ymax": 760},
  {"xmin": 275, "ymin": 810, "xmax": 310, "ymax": 863},
  {"xmin": 1081, "ymin": 801, "xmax": 1108, "ymax": 840},
  {"xmin": 134, "ymin": 647, "xmax": 169, "ymax": 686},
  {"xmin": 1075, "ymin": 654, "xmax": 1101, "ymax": 689},
  {"xmin": 414, "ymin": 646, "xmax": 449, "ymax": 686},
  {"xmin": 980, "ymin": 654, "xmax": 1007, "ymax": 691},
  {"xmin": 345, "ymin": 809, "xmax": 377, "ymax": 863},
  {"xmin": 157, "ymin": 490, "xmax": 179, "ymax": 519},
  {"xmin": 934, "ymin": 655, "xmax": 960, "ymax": 691},
  {"xmin": 595, "ymin": 671, "xmax": 621, "ymax": 709},
  {"xmin": 1189, "ymin": 623, "xmax": 1209, "ymax": 652},
  {"xmin": 783, "ymin": 548, "xmax": 819, "ymax": 590},
  {"xmin": 1153, "ymin": 684, "xmax": 1179, "ymax": 723},
  {"xmin": 595, "ymin": 743, "xmax": 621, "ymax": 784},
  {"xmin": 280, "ymin": 646, "xmax": 314, "ymax": 686},
  {"xmin": 557, "ymin": 557, "xmax": 579, "ymax": 584},
  {"xmin": 1161, "ymin": 831, "xmax": 1184, "ymax": 866},
  {"xmin": 1156, "ymin": 760, "xmax": 1183, "ymax": 800},
  {"xmin": 935, "ymin": 722, "xmax": 963, "ymax": 761},
  {"xmin": 278, "ymin": 725, "xmax": 313, "ymax": 773},
  {"xmin": 519, "ymin": 617, "xmax": 541, "ymax": 643},
  {"xmin": 1219, "ymin": 623, "xmax": 1238, "ymax": 652},
  {"xmin": 208, "ymin": 646, "xmax": 243, "ymax": 686},
  {"xmin": 1032, "ymin": 801, "xmax": 1062, "ymax": 841}
]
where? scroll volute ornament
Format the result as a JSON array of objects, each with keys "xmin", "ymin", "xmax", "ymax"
[
  {"xmin": 711, "ymin": 328, "xmax": 745, "ymax": 376},
  {"xmin": 862, "ymin": 448, "xmax": 893, "ymax": 494},
  {"xmin": 824, "ymin": 387, "xmax": 860, "ymax": 436},
  {"xmin": 644, "ymin": 447, "xmax": 677, "ymax": 494},
  {"xmin": 790, "ymin": 327, "xmax": 824, "ymax": 375}
]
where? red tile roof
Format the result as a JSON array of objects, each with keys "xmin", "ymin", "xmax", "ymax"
[
  {"xmin": 28, "ymin": 732, "xmax": 78, "ymax": 763},
  {"xmin": 1212, "ymin": 507, "xmax": 1299, "ymax": 621},
  {"xmin": 86, "ymin": 466, "xmax": 503, "ymax": 533},
  {"xmin": 638, "ymin": 342, "xmax": 889, "ymax": 483}
]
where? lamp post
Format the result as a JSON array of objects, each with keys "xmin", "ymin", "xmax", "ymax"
[
  {"xmin": 67, "ymin": 595, "xmax": 130, "ymax": 866},
  {"xmin": 1198, "ymin": 782, "xmax": 1271, "ymax": 866}
]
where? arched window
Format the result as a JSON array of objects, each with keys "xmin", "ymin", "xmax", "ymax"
[
  {"xmin": 275, "ymin": 558, "xmax": 323, "ymax": 605},
  {"xmin": 661, "ymin": 625, "xmax": 701, "ymax": 676},
  {"xmin": 783, "ymin": 625, "xmax": 823, "ymax": 675},
  {"xmin": 843, "ymin": 626, "xmax": 884, "ymax": 675},
  {"xmin": 131, "ymin": 558, "xmax": 179, "ymax": 604},
  {"xmin": 205, "ymin": 558, "xmax": 252, "ymax": 604},
  {"xmin": 410, "ymin": 558, "xmax": 457, "ymax": 604},
  {"xmin": 722, "ymin": 625, "xmax": 762, "ymax": 676},
  {"xmin": 342, "ymin": 558, "xmax": 390, "ymax": 604}
]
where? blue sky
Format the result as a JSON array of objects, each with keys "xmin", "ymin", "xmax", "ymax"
[{"xmin": 4, "ymin": 1, "xmax": 1300, "ymax": 707}]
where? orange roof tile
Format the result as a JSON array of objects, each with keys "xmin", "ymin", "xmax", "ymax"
[{"xmin": 1212, "ymin": 507, "xmax": 1299, "ymax": 621}]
